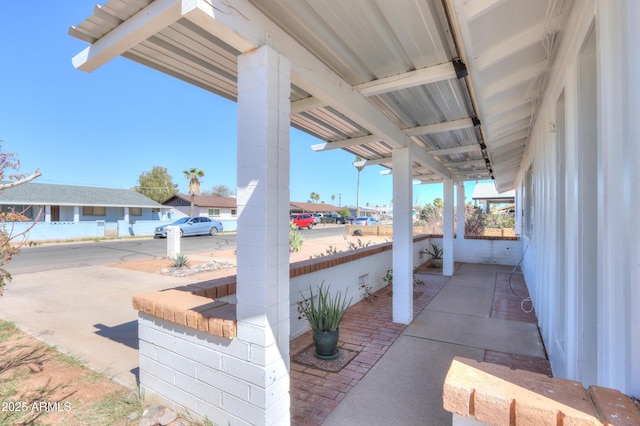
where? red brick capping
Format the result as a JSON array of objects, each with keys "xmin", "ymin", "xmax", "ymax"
[
  {"xmin": 443, "ymin": 357, "xmax": 640, "ymax": 425},
  {"xmin": 132, "ymin": 289, "xmax": 236, "ymax": 339}
]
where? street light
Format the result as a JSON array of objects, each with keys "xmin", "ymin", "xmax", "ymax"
[{"xmin": 353, "ymin": 157, "xmax": 366, "ymax": 218}]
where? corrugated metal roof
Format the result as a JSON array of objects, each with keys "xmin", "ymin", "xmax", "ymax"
[
  {"xmin": 0, "ymin": 182, "xmax": 164, "ymax": 208},
  {"xmin": 69, "ymin": 0, "xmax": 576, "ymax": 192}
]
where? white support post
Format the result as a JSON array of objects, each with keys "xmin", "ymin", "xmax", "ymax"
[
  {"xmin": 443, "ymin": 179, "xmax": 455, "ymax": 276},
  {"xmin": 392, "ymin": 147, "xmax": 413, "ymax": 324},
  {"xmin": 73, "ymin": 206, "xmax": 80, "ymax": 223},
  {"xmin": 236, "ymin": 45, "xmax": 291, "ymax": 425},
  {"xmin": 124, "ymin": 207, "xmax": 130, "ymax": 223},
  {"xmin": 456, "ymin": 183, "xmax": 466, "ymax": 239},
  {"xmin": 44, "ymin": 205, "xmax": 51, "ymax": 223}
]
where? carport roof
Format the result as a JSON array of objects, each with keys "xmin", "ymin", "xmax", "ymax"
[
  {"xmin": 69, "ymin": 0, "xmax": 575, "ymax": 192},
  {"xmin": 0, "ymin": 182, "xmax": 164, "ymax": 208}
]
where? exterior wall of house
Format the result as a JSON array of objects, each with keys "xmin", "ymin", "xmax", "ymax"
[
  {"xmin": 516, "ymin": 0, "xmax": 640, "ymax": 398},
  {"xmin": 8, "ymin": 209, "xmax": 163, "ymax": 241}
]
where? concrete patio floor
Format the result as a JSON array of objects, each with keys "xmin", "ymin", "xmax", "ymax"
[{"xmin": 291, "ymin": 263, "xmax": 550, "ymax": 425}]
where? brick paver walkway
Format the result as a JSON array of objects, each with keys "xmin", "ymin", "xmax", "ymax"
[
  {"xmin": 289, "ymin": 272, "xmax": 446, "ymax": 425},
  {"xmin": 289, "ymin": 265, "xmax": 550, "ymax": 425}
]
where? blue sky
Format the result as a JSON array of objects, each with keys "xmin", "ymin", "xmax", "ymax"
[{"xmin": 1, "ymin": 2, "xmax": 484, "ymax": 209}]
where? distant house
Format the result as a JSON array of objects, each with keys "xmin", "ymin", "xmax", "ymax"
[
  {"xmin": 471, "ymin": 182, "xmax": 515, "ymax": 213},
  {"xmin": 162, "ymin": 193, "xmax": 238, "ymax": 220},
  {"xmin": 289, "ymin": 202, "xmax": 341, "ymax": 214},
  {"xmin": 0, "ymin": 182, "xmax": 168, "ymax": 240}
]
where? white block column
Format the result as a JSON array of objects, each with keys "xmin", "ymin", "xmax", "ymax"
[
  {"xmin": 443, "ymin": 179, "xmax": 455, "ymax": 276},
  {"xmin": 236, "ymin": 45, "xmax": 291, "ymax": 425},
  {"xmin": 456, "ymin": 183, "xmax": 465, "ymax": 239},
  {"xmin": 73, "ymin": 206, "xmax": 80, "ymax": 223},
  {"xmin": 392, "ymin": 147, "xmax": 413, "ymax": 324},
  {"xmin": 44, "ymin": 205, "xmax": 51, "ymax": 223}
]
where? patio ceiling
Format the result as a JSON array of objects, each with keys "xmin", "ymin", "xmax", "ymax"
[{"xmin": 69, "ymin": 0, "xmax": 574, "ymax": 192}]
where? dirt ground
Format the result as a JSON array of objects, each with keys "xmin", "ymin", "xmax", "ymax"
[
  {"xmin": 109, "ymin": 233, "xmax": 392, "ymax": 277},
  {"xmin": 1, "ymin": 233, "xmax": 391, "ymax": 425}
]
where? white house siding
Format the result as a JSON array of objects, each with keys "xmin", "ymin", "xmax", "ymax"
[{"xmin": 516, "ymin": 0, "xmax": 640, "ymax": 397}]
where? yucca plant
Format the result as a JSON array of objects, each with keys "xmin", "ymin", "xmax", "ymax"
[{"xmin": 298, "ymin": 283, "xmax": 352, "ymax": 332}]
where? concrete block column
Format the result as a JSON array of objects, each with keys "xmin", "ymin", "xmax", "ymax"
[
  {"xmin": 392, "ymin": 146, "xmax": 413, "ymax": 324},
  {"xmin": 443, "ymin": 178, "xmax": 455, "ymax": 276},
  {"xmin": 236, "ymin": 45, "xmax": 291, "ymax": 425},
  {"xmin": 456, "ymin": 183, "xmax": 465, "ymax": 239}
]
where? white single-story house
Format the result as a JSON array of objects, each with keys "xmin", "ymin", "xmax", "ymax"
[
  {"xmin": 70, "ymin": 0, "xmax": 639, "ymax": 424},
  {"xmin": 162, "ymin": 193, "xmax": 238, "ymax": 231},
  {"xmin": 0, "ymin": 181, "xmax": 169, "ymax": 240},
  {"xmin": 471, "ymin": 181, "xmax": 515, "ymax": 213}
]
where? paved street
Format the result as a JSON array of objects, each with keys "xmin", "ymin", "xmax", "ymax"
[{"xmin": 9, "ymin": 225, "xmax": 344, "ymax": 274}]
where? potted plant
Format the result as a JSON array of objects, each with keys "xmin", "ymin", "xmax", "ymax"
[
  {"xmin": 425, "ymin": 243, "xmax": 443, "ymax": 268},
  {"xmin": 298, "ymin": 283, "xmax": 352, "ymax": 360}
]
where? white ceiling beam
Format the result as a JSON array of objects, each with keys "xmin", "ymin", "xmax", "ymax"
[
  {"xmin": 463, "ymin": 0, "xmax": 509, "ymax": 21},
  {"xmin": 362, "ymin": 157, "xmax": 391, "ymax": 167},
  {"xmin": 355, "ymin": 62, "xmax": 456, "ymax": 97},
  {"xmin": 405, "ymin": 118, "xmax": 474, "ymax": 137},
  {"xmin": 490, "ymin": 128, "xmax": 529, "ymax": 149},
  {"xmin": 291, "ymin": 97, "xmax": 325, "ymax": 114},
  {"xmin": 72, "ymin": 0, "xmax": 182, "ymax": 72},
  {"xmin": 475, "ymin": 23, "xmax": 546, "ymax": 71},
  {"xmin": 443, "ymin": 159, "xmax": 488, "ymax": 168},
  {"xmin": 311, "ymin": 135, "xmax": 380, "ymax": 152},
  {"xmin": 428, "ymin": 143, "xmax": 481, "ymax": 156},
  {"xmin": 183, "ymin": 0, "xmax": 451, "ymax": 179},
  {"xmin": 482, "ymin": 60, "xmax": 548, "ymax": 100},
  {"xmin": 486, "ymin": 105, "xmax": 533, "ymax": 128}
]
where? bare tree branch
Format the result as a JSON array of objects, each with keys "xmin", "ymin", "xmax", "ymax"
[{"xmin": 0, "ymin": 170, "xmax": 41, "ymax": 190}]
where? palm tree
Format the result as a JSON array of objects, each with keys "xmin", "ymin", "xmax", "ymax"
[{"xmin": 183, "ymin": 167, "xmax": 205, "ymax": 216}]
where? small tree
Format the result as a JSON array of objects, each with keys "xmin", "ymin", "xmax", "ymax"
[
  {"xmin": 183, "ymin": 167, "xmax": 205, "ymax": 216},
  {"xmin": 0, "ymin": 147, "xmax": 42, "ymax": 295},
  {"xmin": 204, "ymin": 184, "xmax": 232, "ymax": 197},
  {"xmin": 133, "ymin": 166, "xmax": 178, "ymax": 203}
]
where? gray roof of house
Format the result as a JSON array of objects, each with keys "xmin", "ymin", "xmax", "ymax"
[
  {"xmin": 0, "ymin": 182, "xmax": 165, "ymax": 208},
  {"xmin": 471, "ymin": 182, "xmax": 515, "ymax": 201}
]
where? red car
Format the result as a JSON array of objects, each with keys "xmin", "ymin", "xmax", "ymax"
[{"xmin": 290, "ymin": 213, "xmax": 315, "ymax": 229}]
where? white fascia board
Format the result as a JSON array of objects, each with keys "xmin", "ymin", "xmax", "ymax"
[{"xmin": 72, "ymin": 0, "xmax": 183, "ymax": 72}]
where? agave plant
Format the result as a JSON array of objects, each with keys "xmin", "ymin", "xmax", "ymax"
[
  {"xmin": 172, "ymin": 253, "xmax": 189, "ymax": 268},
  {"xmin": 425, "ymin": 243, "xmax": 443, "ymax": 260},
  {"xmin": 298, "ymin": 283, "xmax": 352, "ymax": 332}
]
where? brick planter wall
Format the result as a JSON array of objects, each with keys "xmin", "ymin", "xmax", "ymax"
[{"xmin": 443, "ymin": 357, "xmax": 640, "ymax": 425}]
